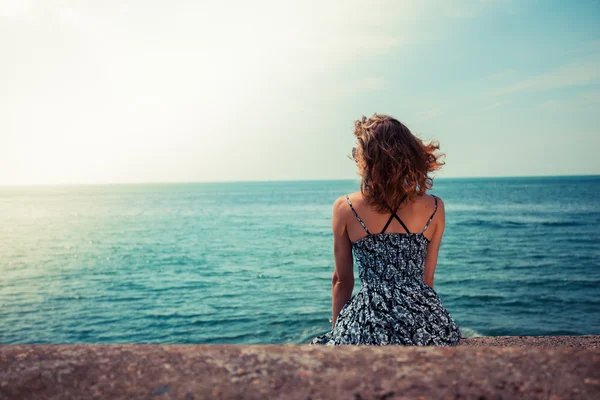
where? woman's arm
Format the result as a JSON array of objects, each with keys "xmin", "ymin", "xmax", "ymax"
[
  {"xmin": 423, "ymin": 196, "xmax": 445, "ymax": 289},
  {"xmin": 330, "ymin": 196, "xmax": 354, "ymax": 329}
]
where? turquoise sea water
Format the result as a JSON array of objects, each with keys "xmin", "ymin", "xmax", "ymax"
[{"xmin": 1, "ymin": 176, "xmax": 599, "ymax": 344}]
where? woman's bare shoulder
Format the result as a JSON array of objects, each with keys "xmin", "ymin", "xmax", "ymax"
[
  {"xmin": 332, "ymin": 193, "xmax": 355, "ymax": 214},
  {"xmin": 413, "ymin": 193, "xmax": 445, "ymax": 213},
  {"xmin": 346, "ymin": 191, "xmax": 363, "ymax": 199},
  {"xmin": 341, "ymin": 191, "xmax": 364, "ymax": 207},
  {"xmin": 430, "ymin": 193, "xmax": 445, "ymax": 210},
  {"xmin": 425, "ymin": 193, "xmax": 445, "ymax": 220},
  {"xmin": 333, "ymin": 194, "xmax": 347, "ymax": 209}
]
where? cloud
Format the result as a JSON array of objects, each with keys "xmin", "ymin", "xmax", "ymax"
[
  {"xmin": 331, "ymin": 77, "xmax": 388, "ymax": 96},
  {"xmin": 415, "ymin": 106, "xmax": 444, "ymax": 123},
  {"xmin": 442, "ymin": 0, "xmax": 515, "ymax": 19},
  {"xmin": 495, "ymin": 55, "xmax": 600, "ymax": 95},
  {"xmin": 482, "ymin": 100, "xmax": 504, "ymax": 111},
  {"xmin": 3, "ymin": 1, "xmax": 422, "ymax": 81},
  {"xmin": 538, "ymin": 91, "xmax": 600, "ymax": 112}
]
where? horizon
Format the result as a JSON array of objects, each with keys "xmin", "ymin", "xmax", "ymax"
[
  {"xmin": 2, "ymin": 1, "xmax": 599, "ymax": 185},
  {"xmin": 1, "ymin": 172, "xmax": 598, "ymax": 188}
]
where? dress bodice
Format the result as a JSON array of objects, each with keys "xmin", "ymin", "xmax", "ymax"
[{"xmin": 352, "ymin": 232, "xmax": 430, "ymax": 286}]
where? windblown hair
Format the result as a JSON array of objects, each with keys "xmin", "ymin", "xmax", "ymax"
[{"xmin": 353, "ymin": 113, "xmax": 445, "ymax": 213}]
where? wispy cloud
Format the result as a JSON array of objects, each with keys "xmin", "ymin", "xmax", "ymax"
[
  {"xmin": 495, "ymin": 55, "xmax": 600, "ymax": 95},
  {"xmin": 331, "ymin": 77, "xmax": 388, "ymax": 97},
  {"xmin": 538, "ymin": 91, "xmax": 600, "ymax": 112},
  {"xmin": 415, "ymin": 106, "xmax": 445, "ymax": 123},
  {"xmin": 443, "ymin": 0, "xmax": 515, "ymax": 19},
  {"xmin": 482, "ymin": 100, "xmax": 505, "ymax": 111},
  {"xmin": 1, "ymin": 0, "xmax": 425, "ymax": 83}
]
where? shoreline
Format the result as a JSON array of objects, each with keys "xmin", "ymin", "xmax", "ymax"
[{"xmin": 1, "ymin": 335, "xmax": 598, "ymax": 399}]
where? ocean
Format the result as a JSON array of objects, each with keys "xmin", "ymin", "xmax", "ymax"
[{"xmin": 1, "ymin": 176, "xmax": 599, "ymax": 344}]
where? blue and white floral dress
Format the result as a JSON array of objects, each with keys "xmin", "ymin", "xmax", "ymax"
[{"xmin": 309, "ymin": 193, "xmax": 462, "ymax": 346}]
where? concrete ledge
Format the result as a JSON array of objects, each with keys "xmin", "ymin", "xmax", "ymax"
[
  {"xmin": 457, "ymin": 334, "xmax": 600, "ymax": 349},
  {"xmin": 1, "ymin": 336, "xmax": 599, "ymax": 399}
]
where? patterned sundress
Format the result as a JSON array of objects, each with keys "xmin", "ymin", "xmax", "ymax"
[{"xmin": 308, "ymin": 193, "xmax": 462, "ymax": 346}]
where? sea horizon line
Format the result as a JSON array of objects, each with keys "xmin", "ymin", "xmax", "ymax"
[{"xmin": 1, "ymin": 173, "xmax": 599, "ymax": 188}]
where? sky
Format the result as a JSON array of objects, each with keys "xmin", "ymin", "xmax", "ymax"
[{"xmin": 1, "ymin": 0, "xmax": 599, "ymax": 185}]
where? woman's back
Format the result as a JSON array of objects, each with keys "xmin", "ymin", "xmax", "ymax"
[
  {"xmin": 344, "ymin": 191, "xmax": 445, "ymax": 290},
  {"xmin": 344, "ymin": 191, "xmax": 440, "ymax": 243},
  {"xmin": 308, "ymin": 113, "xmax": 461, "ymax": 346},
  {"xmin": 309, "ymin": 191, "xmax": 460, "ymax": 346}
]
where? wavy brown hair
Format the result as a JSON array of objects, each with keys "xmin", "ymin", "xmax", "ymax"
[{"xmin": 353, "ymin": 113, "xmax": 445, "ymax": 213}]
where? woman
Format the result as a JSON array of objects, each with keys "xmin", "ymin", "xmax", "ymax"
[{"xmin": 308, "ymin": 113, "xmax": 462, "ymax": 346}]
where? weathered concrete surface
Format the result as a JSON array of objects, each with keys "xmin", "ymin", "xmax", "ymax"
[
  {"xmin": 0, "ymin": 337, "xmax": 598, "ymax": 400},
  {"xmin": 459, "ymin": 334, "xmax": 600, "ymax": 349}
]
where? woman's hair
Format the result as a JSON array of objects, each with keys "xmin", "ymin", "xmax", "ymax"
[{"xmin": 353, "ymin": 113, "xmax": 445, "ymax": 212}]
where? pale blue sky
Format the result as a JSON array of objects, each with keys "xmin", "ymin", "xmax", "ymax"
[{"xmin": 1, "ymin": 0, "xmax": 599, "ymax": 184}]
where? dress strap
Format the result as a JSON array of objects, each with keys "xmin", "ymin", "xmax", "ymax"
[
  {"xmin": 380, "ymin": 193, "xmax": 410, "ymax": 234},
  {"xmin": 346, "ymin": 194, "xmax": 371, "ymax": 235},
  {"xmin": 421, "ymin": 194, "xmax": 438, "ymax": 234}
]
